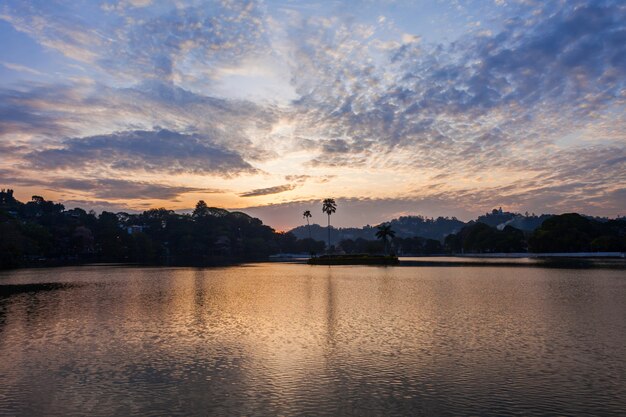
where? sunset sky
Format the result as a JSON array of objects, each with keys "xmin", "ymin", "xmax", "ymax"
[{"xmin": 1, "ymin": 0, "xmax": 625, "ymax": 230}]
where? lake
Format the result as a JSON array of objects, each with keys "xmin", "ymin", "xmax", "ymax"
[{"xmin": 1, "ymin": 262, "xmax": 625, "ymax": 416}]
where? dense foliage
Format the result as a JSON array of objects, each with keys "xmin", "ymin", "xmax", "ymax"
[
  {"xmin": 528, "ymin": 213, "xmax": 626, "ymax": 253},
  {"xmin": 444, "ymin": 214, "xmax": 626, "ymax": 254},
  {"xmin": 444, "ymin": 223, "xmax": 527, "ymax": 254},
  {"xmin": 0, "ymin": 190, "xmax": 323, "ymax": 269}
]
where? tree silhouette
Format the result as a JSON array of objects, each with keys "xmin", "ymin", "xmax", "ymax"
[
  {"xmin": 375, "ymin": 223, "xmax": 396, "ymax": 255},
  {"xmin": 193, "ymin": 200, "xmax": 209, "ymax": 218},
  {"xmin": 322, "ymin": 199, "xmax": 336, "ymax": 252},
  {"xmin": 303, "ymin": 210, "xmax": 312, "ymax": 240}
]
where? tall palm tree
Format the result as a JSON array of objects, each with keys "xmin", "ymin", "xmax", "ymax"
[
  {"xmin": 322, "ymin": 198, "xmax": 337, "ymax": 252},
  {"xmin": 303, "ymin": 210, "xmax": 312, "ymax": 240},
  {"xmin": 376, "ymin": 223, "xmax": 396, "ymax": 255}
]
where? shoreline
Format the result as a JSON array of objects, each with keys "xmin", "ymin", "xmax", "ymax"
[
  {"xmin": 2, "ymin": 252, "xmax": 625, "ymax": 272},
  {"xmin": 448, "ymin": 252, "xmax": 625, "ymax": 259}
]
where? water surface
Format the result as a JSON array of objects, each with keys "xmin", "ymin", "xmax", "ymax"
[{"xmin": 1, "ymin": 264, "xmax": 625, "ymax": 416}]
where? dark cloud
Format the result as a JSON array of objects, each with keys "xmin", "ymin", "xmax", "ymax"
[
  {"xmin": 54, "ymin": 178, "xmax": 223, "ymax": 200},
  {"xmin": 27, "ymin": 129, "xmax": 256, "ymax": 176},
  {"xmin": 239, "ymin": 184, "xmax": 297, "ymax": 197},
  {"xmin": 0, "ymin": 80, "xmax": 280, "ymax": 165},
  {"xmin": 284, "ymin": 174, "xmax": 311, "ymax": 183},
  {"xmin": 0, "ymin": 169, "xmax": 223, "ymax": 201},
  {"xmin": 0, "ymin": 106, "xmax": 65, "ymax": 137},
  {"xmin": 282, "ymin": 174, "xmax": 336, "ymax": 185},
  {"xmin": 0, "ymin": 86, "xmax": 77, "ymax": 137},
  {"xmin": 0, "ymin": 168, "xmax": 45, "ymax": 187},
  {"xmin": 322, "ymin": 139, "xmax": 350, "ymax": 154}
]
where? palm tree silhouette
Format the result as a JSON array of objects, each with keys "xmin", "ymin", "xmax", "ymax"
[
  {"xmin": 303, "ymin": 210, "xmax": 312, "ymax": 240},
  {"xmin": 376, "ymin": 223, "xmax": 396, "ymax": 255},
  {"xmin": 322, "ymin": 199, "xmax": 337, "ymax": 252}
]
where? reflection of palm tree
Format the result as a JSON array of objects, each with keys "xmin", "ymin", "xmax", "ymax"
[
  {"xmin": 322, "ymin": 199, "xmax": 337, "ymax": 252},
  {"xmin": 303, "ymin": 210, "xmax": 312, "ymax": 240},
  {"xmin": 376, "ymin": 223, "xmax": 396, "ymax": 255}
]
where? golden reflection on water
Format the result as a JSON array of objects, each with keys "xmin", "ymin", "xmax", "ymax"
[{"xmin": 0, "ymin": 263, "xmax": 625, "ymax": 416}]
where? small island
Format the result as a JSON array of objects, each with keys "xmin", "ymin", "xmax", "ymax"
[
  {"xmin": 308, "ymin": 254, "xmax": 399, "ymax": 265},
  {"xmin": 306, "ymin": 200, "xmax": 399, "ymax": 265}
]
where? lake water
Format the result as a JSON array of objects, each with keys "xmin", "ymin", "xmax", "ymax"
[{"xmin": 1, "ymin": 262, "xmax": 625, "ymax": 416}]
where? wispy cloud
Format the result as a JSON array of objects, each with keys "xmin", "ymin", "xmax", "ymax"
[
  {"xmin": 54, "ymin": 178, "xmax": 223, "ymax": 200},
  {"xmin": 1, "ymin": 61, "xmax": 44, "ymax": 75},
  {"xmin": 0, "ymin": 169, "xmax": 220, "ymax": 201},
  {"xmin": 240, "ymin": 184, "xmax": 297, "ymax": 197}
]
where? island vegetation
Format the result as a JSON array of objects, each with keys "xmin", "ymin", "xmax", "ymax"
[{"xmin": 307, "ymin": 199, "xmax": 401, "ymax": 265}]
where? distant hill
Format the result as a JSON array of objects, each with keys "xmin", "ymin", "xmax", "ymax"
[
  {"xmin": 290, "ymin": 224, "xmax": 377, "ymax": 243},
  {"xmin": 290, "ymin": 215, "xmax": 466, "ymax": 242},
  {"xmin": 387, "ymin": 216, "xmax": 466, "ymax": 240},
  {"xmin": 290, "ymin": 210, "xmax": 553, "ymax": 242},
  {"xmin": 476, "ymin": 208, "xmax": 553, "ymax": 231}
]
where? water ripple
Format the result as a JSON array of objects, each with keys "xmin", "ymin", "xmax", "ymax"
[{"xmin": 0, "ymin": 264, "xmax": 625, "ymax": 416}]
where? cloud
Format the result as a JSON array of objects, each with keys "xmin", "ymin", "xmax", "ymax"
[
  {"xmin": 0, "ymin": 3, "xmax": 104, "ymax": 63},
  {"xmin": 284, "ymin": 175, "xmax": 311, "ymax": 183},
  {"xmin": 1, "ymin": 0, "xmax": 271, "ymax": 82},
  {"xmin": 0, "ymin": 168, "xmax": 47, "ymax": 187},
  {"xmin": 102, "ymin": 1, "xmax": 270, "ymax": 82},
  {"xmin": 322, "ymin": 139, "xmax": 350, "ymax": 154},
  {"xmin": 56, "ymin": 199, "xmax": 139, "ymax": 213},
  {"xmin": 0, "ymin": 87, "xmax": 74, "ymax": 137},
  {"xmin": 0, "ymin": 0, "xmax": 625, "ymax": 224},
  {"xmin": 0, "ymin": 169, "xmax": 223, "ymax": 201},
  {"xmin": 1, "ymin": 61, "xmax": 44, "ymax": 76},
  {"xmin": 27, "ymin": 129, "xmax": 257, "ymax": 176},
  {"xmin": 102, "ymin": 0, "xmax": 153, "ymax": 11},
  {"xmin": 288, "ymin": 0, "xmax": 626, "ymax": 175},
  {"xmin": 54, "ymin": 178, "xmax": 223, "ymax": 200},
  {"xmin": 239, "ymin": 184, "xmax": 297, "ymax": 197},
  {"xmin": 0, "ymin": 80, "xmax": 280, "ymax": 162}
]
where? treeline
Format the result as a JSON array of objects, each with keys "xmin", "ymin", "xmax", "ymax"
[
  {"xmin": 528, "ymin": 213, "xmax": 626, "ymax": 253},
  {"xmin": 2, "ymin": 189, "xmax": 624, "ymax": 269},
  {"xmin": 444, "ymin": 223, "xmax": 526, "ymax": 253},
  {"xmin": 0, "ymin": 190, "xmax": 324, "ymax": 269},
  {"xmin": 335, "ymin": 213, "xmax": 625, "ymax": 255},
  {"xmin": 444, "ymin": 213, "xmax": 626, "ymax": 254}
]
